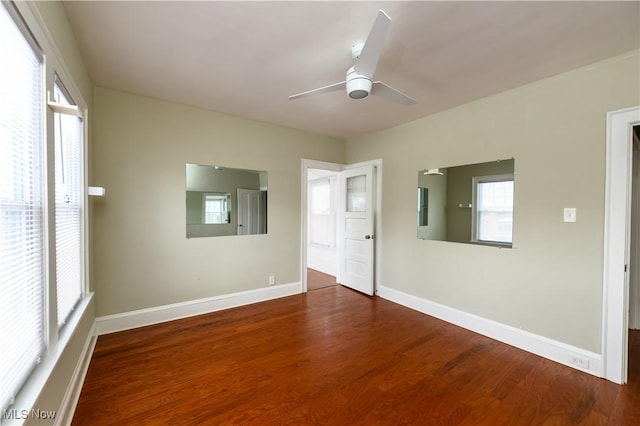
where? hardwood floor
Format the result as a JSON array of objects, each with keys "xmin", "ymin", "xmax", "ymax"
[
  {"xmin": 306, "ymin": 268, "xmax": 337, "ymax": 291},
  {"xmin": 73, "ymin": 286, "xmax": 640, "ymax": 425}
]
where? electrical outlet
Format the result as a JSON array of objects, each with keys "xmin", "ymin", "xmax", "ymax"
[
  {"xmin": 268, "ymin": 275, "xmax": 275, "ymax": 285},
  {"xmin": 568, "ymin": 355, "xmax": 589, "ymax": 370}
]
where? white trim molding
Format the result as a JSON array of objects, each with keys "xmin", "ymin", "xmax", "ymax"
[
  {"xmin": 377, "ymin": 285, "xmax": 602, "ymax": 377},
  {"xmin": 602, "ymin": 106, "xmax": 640, "ymax": 384},
  {"xmin": 56, "ymin": 323, "xmax": 97, "ymax": 426},
  {"xmin": 95, "ymin": 282, "xmax": 301, "ymax": 335}
]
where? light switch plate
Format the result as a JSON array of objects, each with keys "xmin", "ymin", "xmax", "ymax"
[{"xmin": 564, "ymin": 207, "xmax": 577, "ymax": 222}]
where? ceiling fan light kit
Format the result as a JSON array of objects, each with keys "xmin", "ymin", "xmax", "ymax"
[
  {"xmin": 289, "ymin": 9, "xmax": 416, "ymax": 105},
  {"xmin": 346, "ymin": 66, "xmax": 372, "ymax": 99}
]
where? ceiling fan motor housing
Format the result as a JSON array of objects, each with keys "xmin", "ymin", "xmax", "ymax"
[
  {"xmin": 346, "ymin": 66, "xmax": 372, "ymax": 99},
  {"xmin": 289, "ymin": 11, "xmax": 415, "ymax": 105}
]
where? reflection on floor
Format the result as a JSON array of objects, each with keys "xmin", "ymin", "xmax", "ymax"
[{"xmin": 307, "ymin": 268, "xmax": 337, "ymax": 291}]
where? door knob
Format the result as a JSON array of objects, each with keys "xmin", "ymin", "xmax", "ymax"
[{"xmin": 365, "ymin": 234, "xmax": 374, "ymax": 240}]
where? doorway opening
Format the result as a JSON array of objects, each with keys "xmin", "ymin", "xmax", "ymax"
[
  {"xmin": 307, "ymin": 168, "xmax": 339, "ymax": 291},
  {"xmin": 603, "ymin": 106, "xmax": 640, "ymax": 384},
  {"xmin": 301, "ymin": 159, "xmax": 382, "ymax": 295}
]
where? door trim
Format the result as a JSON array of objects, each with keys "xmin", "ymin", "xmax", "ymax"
[
  {"xmin": 301, "ymin": 159, "xmax": 383, "ymax": 294},
  {"xmin": 631, "ymin": 130, "xmax": 640, "ymax": 331},
  {"xmin": 602, "ymin": 106, "xmax": 640, "ymax": 384}
]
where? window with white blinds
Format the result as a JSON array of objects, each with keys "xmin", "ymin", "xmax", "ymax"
[
  {"xmin": 0, "ymin": 3, "xmax": 46, "ymax": 412},
  {"xmin": 54, "ymin": 79, "xmax": 83, "ymax": 328}
]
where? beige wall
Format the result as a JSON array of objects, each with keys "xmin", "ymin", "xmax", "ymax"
[
  {"xmin": 33, "ymin": 1, "xmax": 93, "ymax": 105},
  {"xmin": 347, "ymin": 51, "xmax": 640, "ymax": 353},
  {"xmin": 92, "ymin": 87, "xmax": 345, "ymax": 316}
]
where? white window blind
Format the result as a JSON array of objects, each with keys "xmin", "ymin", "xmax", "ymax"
[
  {"xmin": 53, "ymin": 79, "xmax": 83, "ymax": 328},
  {"xmin": 0, "ymin": 3, "xmax": 45, "ymax": 411}
]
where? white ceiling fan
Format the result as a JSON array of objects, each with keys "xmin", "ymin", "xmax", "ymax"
[{"xmin": 289, "ymin": 10, "xmax": 417, "ymax": 105}]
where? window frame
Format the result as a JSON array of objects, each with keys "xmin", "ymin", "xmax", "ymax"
[
  {"xmin": 471, "ymin": 173, "xmax": 514, "ymax": 247},
  {"xmin": 0, "ymin": 1, "xmax": 46, "ymax": 413},
  {"xmin": 52, "ymin": 75, "xmax": 85, "ymax": 329},
  {"xmin": 1, "ymin": 0, "xmax": 91, "ymax": 419}
]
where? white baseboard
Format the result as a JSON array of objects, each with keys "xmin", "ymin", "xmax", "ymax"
[
  {"xmin": 95, "ymin": 282, "xmax": 302, "ymax": 335},
  {"xmin": 377, "ymin": 285, "xmax": 603, "ymax": 377},
  {"xmin": 56, "ymin": 322, "xmax": 97, "ymax": 426}
]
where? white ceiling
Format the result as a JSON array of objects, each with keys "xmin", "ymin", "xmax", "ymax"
[{"xmin": 63, "ymin": 1, "xmax": 639, "ymax": 140}]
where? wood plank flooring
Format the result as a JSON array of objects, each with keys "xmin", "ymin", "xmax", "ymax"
[
  {"xmin": 73, "ymin": 286, "xmax": 640, "ymax": 425},
  {"xmin": 306, "ymin": 268, "xmax": 337, "ymax": 291}
]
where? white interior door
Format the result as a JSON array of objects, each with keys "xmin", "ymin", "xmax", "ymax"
[
  {"xmin": 237, "ymin": 188, "xmax": 266, "ymax": 235},
  {"xmin": 338, "ymin": 165, "xmax": 375, "ymax": 295}
]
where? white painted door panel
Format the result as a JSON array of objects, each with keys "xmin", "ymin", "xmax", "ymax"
[
  {"xmin": 237, "ymin": 188, "xmax": 266, "ymax": 235},
  {"xmin": 339, "ymin": 165, "xmax": 375, "ymax": 295}
]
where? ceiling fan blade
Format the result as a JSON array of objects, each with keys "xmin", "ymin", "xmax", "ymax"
[
  {"xmin": 353, "ymin": 10, "xmax": 391, "ymax": 78},
  {"xmin": 289, "ymin": 81, "xmax": 346, "ymax": 100},
  {"xmin": 372, "ymin": 81, "xmax": 417, "ymax": 105}
]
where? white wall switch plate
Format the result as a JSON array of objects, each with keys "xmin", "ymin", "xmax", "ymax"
[{"xmin": 563, "ymin": 207, "xmax": 577, "ymax": 222}]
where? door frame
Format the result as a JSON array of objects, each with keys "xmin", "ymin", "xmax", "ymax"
[
  {"xmin": 602, "ymin": 106, "xmax": 640, "ymax": 384},
  {"xmin": 631, "ymin": 129, "xmax": 640, "ymax": 331},
  {"xmin": 301, "ymin": 158, "xmax": 383, "ymax": 293}
]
